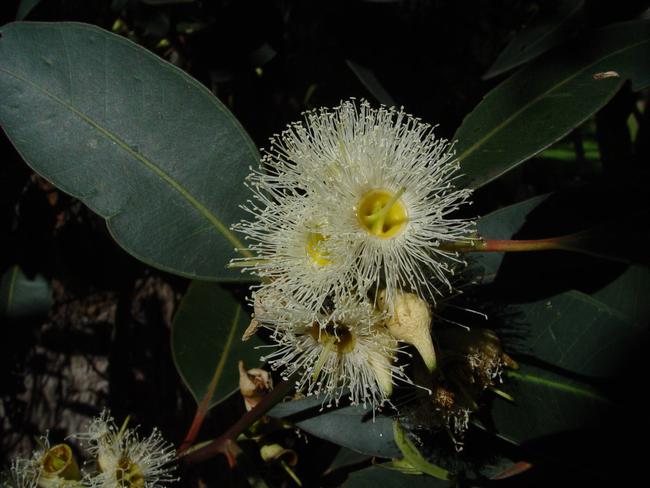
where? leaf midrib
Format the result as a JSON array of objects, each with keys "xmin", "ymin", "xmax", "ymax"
[
  {"xmin": 204, "ymin": 304, "xmax": 242, "ymax": 407},
  {"xmin": 507, "ymin": 370, "xmax": 609, "ymax": 403},
  {"xmin": 0, "ymin": 65, "xmax": 251, "ymax": 258},
  {"xmin": 456, "ymin": 37, "xmax": 650, "ymax": 175}
]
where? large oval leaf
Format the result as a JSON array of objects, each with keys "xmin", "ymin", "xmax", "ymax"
[
  {"xmin": 171, "ymin": 281, "xmax": 263, "ymax": 409},
  {"xmin": 455, "ymin": 20, "xmax": 650, "ymax": 189},
  {"xmin": 0, "ymin": 22, "xmax": 257, "ymax": 281}
]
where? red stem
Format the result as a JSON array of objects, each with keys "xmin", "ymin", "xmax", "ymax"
[
  {"xmin": 473, "ymin": 237, "xmax": 571, "ymax": 253},
  {"xmin": 180, "ymin": 379, "xmax": 293, "ymax": 466}
]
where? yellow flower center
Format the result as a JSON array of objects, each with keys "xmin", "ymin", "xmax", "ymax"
[
  {"xmin": 306, "ymin": 232, "xmax": 331, "ymax": 266},
  {"xmin": 116, "ymin": 457, "xmax": 145, "ymax": 488},
  {"xmin": 357, "ymin": 188, "xmax": 408, "ymax": 239}
]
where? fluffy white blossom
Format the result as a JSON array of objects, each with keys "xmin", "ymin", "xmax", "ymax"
[
  {"xmin": 233, "ymin": 99, "xmax": 474, "ymax": 315},
  {"xmin": 253, "ymin": 289, "xmax": 415, "ymax": 409},
  {"xmin": 74, "ymin": 410, "xmax": 177, "ymax": 488},
  {"xmin": 233, "ymin": 196, "xmax": 357, "ymax": 317}
]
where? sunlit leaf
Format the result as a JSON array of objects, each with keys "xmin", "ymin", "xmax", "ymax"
[
  {"xmin": 0, "ymin": 22, "xmax": 257, "ymax": 281},
  {"xmin": 0, "ymin": 265, "xmax": 52, "ymax": 319},
  {"xmin": 171, "ymin": 281, "xmax": 263, "ymax": 409},
  {"xmin": 455, "ymin": 20, "xmax": 650, "ymax": 189}
]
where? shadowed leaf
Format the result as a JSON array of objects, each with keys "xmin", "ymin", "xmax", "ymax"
[
  {"xmin": 491, "ymin": 290, "xmax": 645, "ymax": 443},
  {"xmin": 0, "ymin": 266, "xmax": 52, "ymax": 319},
  {"xmin": 172, "ymin": 281, "xmax": 263, "ymax": 409},
  {"xmin": 483, "ymin": 0, "xmax": 585, "ymax": 79},
  {"xmin": 455, "ymin": 20, "xmax": 650, "ymax": 189}
]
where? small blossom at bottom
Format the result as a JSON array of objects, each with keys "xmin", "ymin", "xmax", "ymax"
[
  {"xmin": 74, "ymin": 410, "xmax": 177, "ymax": 488},
  {"xmin": 4, "ymin": 436, "xmax": 81, "ymax": 488}
]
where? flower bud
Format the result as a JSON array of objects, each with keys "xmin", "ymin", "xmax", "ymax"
[
  {"xmin": 239, "ymin": 360, "xmax": 273, "ymax": 411},
  {"xmin": 379, "ymin": 290, "xmax": 436, "ymax": 372}
]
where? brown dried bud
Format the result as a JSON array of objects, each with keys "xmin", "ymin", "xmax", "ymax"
[{"xmin": 238, "ymin": 360, "xmax": 273, "ymax": 411}]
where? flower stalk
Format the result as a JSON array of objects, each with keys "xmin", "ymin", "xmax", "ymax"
[
  {"xmin": 180, "ymin": 379, "xmax": 293, "ymax": 467},
  {"xmin": 443, "ymin": 232, "xmax": 585, "ymax": 254}
]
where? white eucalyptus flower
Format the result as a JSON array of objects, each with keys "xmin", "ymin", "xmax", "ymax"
[
  {"xmin": 254, "ymin": 290, "xmax": 415, "ymax": 409},
  {"xmin": 234, "ymin": 99, "xmax": 474, "ymax": 314},
  {"xmin": 233, "ymin": 196, "xmax": 357, "ymax": 316},
  {"xmin": 74, "ymin": 410, "xmax": 177, "ymax": 488}
]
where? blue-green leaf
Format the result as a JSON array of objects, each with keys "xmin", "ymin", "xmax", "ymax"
[
  {"xmin": 269, "ymin": 398, "xmax": 400, "ymax": 458},
  {"xmin": 0, "ymin": 22, "xmax": 257, "ymax": 281}
]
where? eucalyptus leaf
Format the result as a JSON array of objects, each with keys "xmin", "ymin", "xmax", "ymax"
[
  {"xmin": 491, "ymin": 290, "xmax": 646, "ymax": 443},
  {"xmin": 483, "ymin": 0, "xmax": 585, "ymax": 79},
  {"xmin": 508, "ymin": 290, "xmax": 643, "ymax": 377},
  {"xmin": 591, "ymin": 265, "xmax": 650, "ymax": 325},
  {"xmin": 16, "ymin": 0, "xmax": 42, "ymax": 20},
  {"xmin": 326, "ymin": 448, "xmax": 370, "ymax": 473},
  {"xmin": 455, "ymin": 20, "xmax": 650, "ymax": 189},
  {"xmin": 269, "ymin": 399, "xmax": 400, "ymax": 458},
  {"xmin": 346, "ymin": 60, "xmax": 397, "ymax": 107},
  {"xmin": 0, "ymin": 266, "xmax": 52, "ymax": 319},
  {"xmin": 0, "ymin": 22, "xmax": 258, "ymax": 281},
  {"xmin": 344, "ymin": 466, "xmax": 451, "ymax": 487},
  {"xmin": 171, "ymin": 281, "xmax": 263, "ymax": 409}
]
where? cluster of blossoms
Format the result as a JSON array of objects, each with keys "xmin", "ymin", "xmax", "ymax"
[
  {"xmin": 233, "ymin": 99, "xmax": 476, "ymax": 409},
  {"xmin": 3, "ymin": 411, "xmax": 177, "ymax": 488}
]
